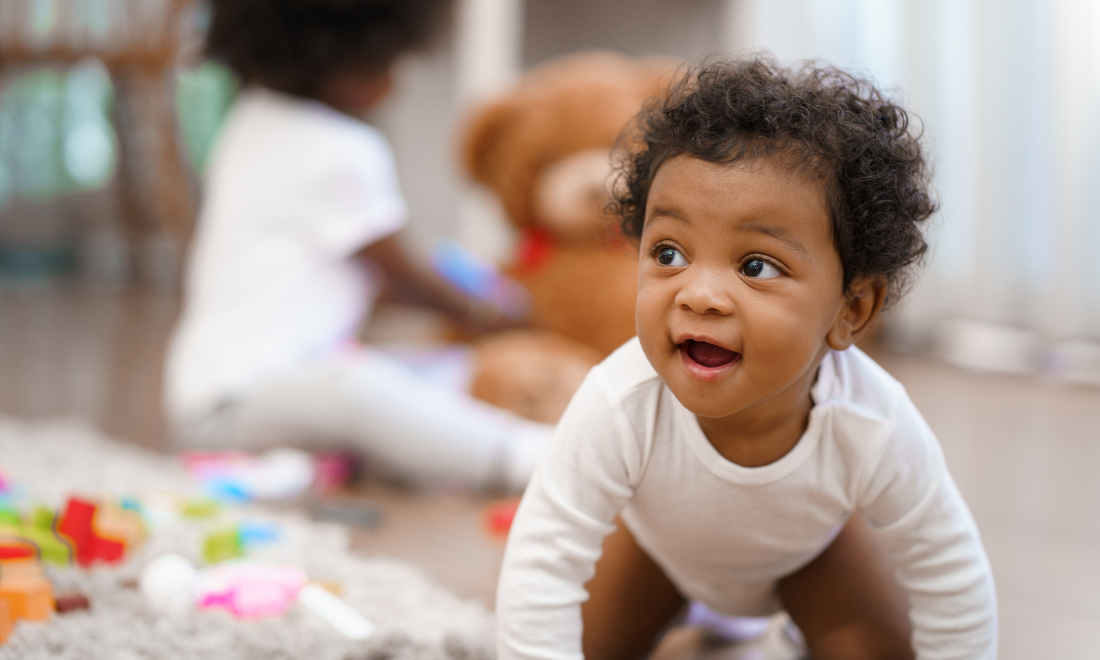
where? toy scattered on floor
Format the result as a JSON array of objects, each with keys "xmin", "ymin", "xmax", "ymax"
[
  {"xmin": 312, "ymin": 452, "xmax": 362, "ymax": 496},
  {"xmin": 203, "ymin": 519, "xmax": 284, "ymax": 564},
  {"xmin": 483, "ymin": 499, "xmax": 520, "ymax": 538},
  {"xmin": 52, "ymin": 592, "xmax": 90, "ymax": 614},
  {"xmin": 0, "ymin": 556, "xmax": 54, "ymax": 643},
  {"xmin": 203, "ymin": 526, "xmax": 245, "ymax": 565},
  {"xmin": 298, "ymin": 582, "xmax": 374, "ymax": 640},
  {"xmin": 183, "ymin": 448, "xmax": 359, "ymax": 503},
  {"xmin": 57, "ymin": 496, "xmax": 145, "ymax": 567},
  {"xmin": 139, "ymin": 553, "xmax": 373, "ymax": 637},
  {"xmin": 181, "ymin": 496, "xmax": 221, "ymax": 519},
  {"xmin": 0, "ymin": 505, "xmax": 74, "ymax": 566},
  {"xmin": 0, "ymin": 454, "xmax": 379, "ymax": 647},
  {"xmin": 196, "ymin": 561, "xmax": 307, "ymax": 619},
  {"xmin": 431, "ymin": 240, "xmax": 531, "ymax": 320}
]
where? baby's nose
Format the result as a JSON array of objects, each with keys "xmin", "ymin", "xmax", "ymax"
[{"xmin": 676, "ymin": 269, "xmax": 735, "ymax": 316}]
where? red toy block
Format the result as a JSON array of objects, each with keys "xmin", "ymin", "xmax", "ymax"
[
  {"xmin": 0, "ymin": 545, "xmax": 34, "ymax": 561},
  {"xmin": 56, "ymin": 497, "xmax": 125, "ymax": 566}
]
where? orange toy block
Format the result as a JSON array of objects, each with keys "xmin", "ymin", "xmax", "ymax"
[
  {"xmin": 0, "ymin": 577, "xmax": 53, "ymax": 621},
  {"xmin": 0, "ymin": 599, "xmax": 11, "ymax": 644},
  {"xmin": 93, "ymin": 503, "xmax": 146, "ymax": 551},
  {"xmin": 0, "ymin": 558, "xmax": 42, "ymax": 582}
]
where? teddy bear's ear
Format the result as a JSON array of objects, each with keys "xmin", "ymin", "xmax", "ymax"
[{"xmin": 461, "ymin": 98, "xmax": 518, "ymax": 186}]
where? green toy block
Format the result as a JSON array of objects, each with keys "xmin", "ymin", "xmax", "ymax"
[
  {"xmin": 182, "ymin": 497, "xmax": 220, "ymax": 519},
  {"xmin": 202, "ymin": 526, "xmax": 243, "ymax": 564},
  {"xmin": 16, "ymin": 527, "xmax": 71, "ymax": 566},
  {"xmin": 28, "ymin": 507, "xmax": 55, "ymax": 530}
]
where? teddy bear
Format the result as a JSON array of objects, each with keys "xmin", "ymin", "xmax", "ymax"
[{"xmin": 460, "ymin": 52, "xmax": 673, "ymax": 423}]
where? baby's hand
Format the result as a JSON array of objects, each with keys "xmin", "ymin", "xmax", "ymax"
[{"xmin": 460, "ymin": 297, "xmax": 528, "ymax": 335}]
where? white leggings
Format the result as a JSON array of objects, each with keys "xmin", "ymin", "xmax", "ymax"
[{"xmin": 175, "ymin": 347, "xmax": 553, "ymax": 492}]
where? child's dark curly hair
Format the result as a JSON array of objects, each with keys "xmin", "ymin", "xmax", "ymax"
[
  {"xmin": 612, "ymin": 56, "xmax": 936, "ymax": 305},
  {"xmin": 205, "ymin": 0, "xmax": 452, "ymax": 98}
]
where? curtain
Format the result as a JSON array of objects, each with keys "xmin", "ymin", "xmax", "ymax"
[{"xmin": 729, "ymin": 0, "xmax": 1100, "ymax": 380}]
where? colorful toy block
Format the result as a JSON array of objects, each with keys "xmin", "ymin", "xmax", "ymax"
[
  {"xmin": 54, "ymin": 592, "xmax": 90, "ymax": 614},
  {"xmin": 0, "ymin": 541, "xmax": 35, "ymax": 561},
  {"xmin": 181, "ymin": 497, "xmax": 220, "ymax": 519},
  {"xmin": 0, "ymin": 578, "xmax": 53, "ymax": 621},
  {"xmin": 195, "ymin": 562, "xmax": 306, "ymax": 619},
  {"xmin": 0, "ymin": 558, "xmax": 41, "ymax": 582},
  {"xmin": 57, "ymin": 497, "xmax": 124, "ymax": 566},
  {"xmin": 0, "ymin": 559, "xmax": 53, "ymax": 623},
  {"xmin": 0, "ymin": 599, "xmax": 11, "ymax": 644},
  {"xmin": 94, "ymin": 503, "xmax": 146, "ymax": 551},
  {"xmin": 202, "ymin": 526, "xmax": 243, "ymax": 565},
  {"xmin": 14, "ymin": 527, "xmax": 72, "ymax": 566}
]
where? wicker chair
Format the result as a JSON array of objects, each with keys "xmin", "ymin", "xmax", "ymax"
[{"xmin": 0, "ymin": 0, "xmax": 199, "ymax": 282}]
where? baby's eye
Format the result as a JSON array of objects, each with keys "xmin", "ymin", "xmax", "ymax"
[
  {"xmin": 655, "ymin": 246, "xmax": 687, "ymax": 267},
  {"xmin": 741, "ymin": 259, "xmax": 781, "ymax": 279}
]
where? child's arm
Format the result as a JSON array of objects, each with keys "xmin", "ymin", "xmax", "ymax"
[
  {"xmin": 858, "ymin": 400, "xmax": 998, "ymax": 659},
  {"xmin": 358, "ymin": 233, "xmax": 521, "ymax": 333},
  {"xmin": 497, "ymin": 372, "xmax": 644, "ymax": 660}
]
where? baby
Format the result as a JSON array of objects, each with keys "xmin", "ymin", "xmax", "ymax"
[
  {"xmin": 497, "ymin": 58, "xmax": 996, "ymax": 659},
  {"xmin": 165, "ymin": 0, "xmax": 551, "ymax": 493}
]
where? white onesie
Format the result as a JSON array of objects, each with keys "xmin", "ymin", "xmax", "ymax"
[{"xmin": 497, "ymin": 338, "xmax": 997, "ymax": 660}]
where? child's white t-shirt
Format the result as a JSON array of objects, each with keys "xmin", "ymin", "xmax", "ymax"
[
  {"xmin": 498, "ymin": 338, "xmax": 997, "ymax": 660},
  {"xmin": 165, "ymin": 88, "xmax": 407, "ymax": 425}
]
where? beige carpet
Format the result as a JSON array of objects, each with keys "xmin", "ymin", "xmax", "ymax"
[{"xmin": 0, "ymin": 418, "xmax": 495, "ymax": 660}]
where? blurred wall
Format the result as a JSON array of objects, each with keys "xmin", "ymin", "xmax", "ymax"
[
  {"xmin": 370, "ymin": 0, "xmax": 734, "ymax": 262},
  {"xmin": 522, "ymin": 0, "xmax": 726, "ymax": 66},
  {"xmin": 732, "ymin": 0, "xmax": 1100, "ymax": 380}
]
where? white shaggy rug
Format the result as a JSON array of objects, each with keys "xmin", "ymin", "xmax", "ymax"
[{"xmin": 0, "ymin": 418, "xmax": 495, "ymax": 660}]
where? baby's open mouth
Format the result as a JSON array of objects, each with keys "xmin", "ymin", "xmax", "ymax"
[{"xmin": 681, "ymin": 339, "xmax": 740, "ymax": 368}]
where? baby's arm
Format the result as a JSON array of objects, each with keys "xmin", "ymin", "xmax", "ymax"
[
  {"xmin": 358, "ymin": 234, "xmax": 520, "ymax": 333},
  {"xmin": 858, "ymin": 400, "xmax": 998, "ymax": 659},
  {"xmin": 497, "ymin": 374, "xmax": 644, "ymax": 660}
]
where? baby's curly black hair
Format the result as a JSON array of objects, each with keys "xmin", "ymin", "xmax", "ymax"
[
  {"xmin": 612, "ymin": 56, "xmax": 936, "ymax": 305},
  {"xmin": 205, "ymin": 0, "xmax": 452, "ymax": 98}
]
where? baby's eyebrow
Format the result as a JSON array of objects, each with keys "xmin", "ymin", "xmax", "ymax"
[
  {"xmin": 648, "ymin": 205, "xmax": 689, "ymax": 223},
  {"xmin": 740, "ymin": 224, "xmax": 811, "ymax": 258}
]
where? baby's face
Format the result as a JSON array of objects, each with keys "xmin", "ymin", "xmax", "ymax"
[{"xmin": 636, "ymin": 155, "xmax": 847, "ymax": 423}]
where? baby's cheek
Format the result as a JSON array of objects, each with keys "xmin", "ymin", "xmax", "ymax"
[
  {"xmin": 634, "ymin": 281, "xmax": 667, "ymax": 337},
  {"xmin": 750, "ymin": 308, "xmax": 825, "ymax": 373}
]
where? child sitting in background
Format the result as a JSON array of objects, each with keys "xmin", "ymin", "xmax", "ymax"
[
  {"xmin": 164, "ymin": 0, "xmax": 551, "ymax": 492},
  {"xmin": 497, "ymin": 58, "xmax": 996, "ymax": 659}
]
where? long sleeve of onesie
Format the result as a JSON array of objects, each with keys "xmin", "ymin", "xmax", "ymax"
[
  {"xmin": 496, "ymin": 375, "xmax": 641, "ymax": 660},
  {"xmin": 496, "ymin": 346, "xmax": 996, "ymax": 660},
  {"xmin": 856, "ymin": 396, "xmax": 998, "ymax": 658}
]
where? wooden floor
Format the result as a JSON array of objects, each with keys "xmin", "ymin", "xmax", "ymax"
[{"xmin": 0, "ymin": 287, "xmax": 1097, "ymax": 658}]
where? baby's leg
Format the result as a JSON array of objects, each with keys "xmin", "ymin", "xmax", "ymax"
[
  {"xmin": 582, "ymin": 519, "xmax": 686, "ymax": 660},
  {"xmin": 777, "ymin": 513, "xmax": 914, "ymax": 660},
  {"xmin": 230, "ymin": 349, "xmax": 552, "ymax": 491}
]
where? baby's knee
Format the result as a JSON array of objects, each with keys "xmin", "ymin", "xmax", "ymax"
[{"xmin": 803, "ymin": 623, "xmax": 915, "ymax": 660}]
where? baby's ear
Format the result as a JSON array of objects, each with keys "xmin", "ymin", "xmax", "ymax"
[{"xmin": 827, "ymin": 277, "xmax": 887, "ymax": 351}]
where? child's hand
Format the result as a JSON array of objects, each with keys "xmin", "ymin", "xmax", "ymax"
[
  {"xmin": 358, "ymin": 233, "xmax": 529, "ymax": 336},
  {"xmin": 459, "ymin": 297, "xmax": 528, "ymax": 335}
]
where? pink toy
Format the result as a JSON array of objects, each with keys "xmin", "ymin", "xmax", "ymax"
[{"xmin": 195, "ymin": 562, "xmax": 307, "ymax": 619}]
